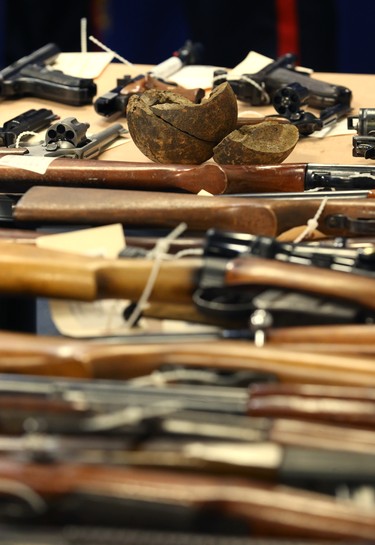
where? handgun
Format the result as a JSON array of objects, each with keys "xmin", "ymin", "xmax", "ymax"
[
  {"xmin": 10, "ymin": 116, "xmax": 127, "ymax": 159},
  {"xmin": 214, "ymin": 54, "xmax": 352, "ymax": 135},
  {"xmin": 94, "ymin": 40, "xmax": 205, "ymax": 117},
  {"xmin": 0, "ymin": 42, "xmax": 97, "ymax": 106},
  {"xmin": 0, "ymin": 108, "xmax": 59, "ymax": 146},
  {"xmin": 348, "ymin": 108, "xmax": 375, "ymax": 159}
]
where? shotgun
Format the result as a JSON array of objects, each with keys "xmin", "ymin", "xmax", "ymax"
[
  {"xmin": 1, "ymin": 372, "xmax": 375, "ymax": 441},
  {"xmin": 9, "ymin": 186, "xmax": 375, "ymax": 237},
  {"xmin": 0, "ymin": 329, "xmax": 374, "ymax": 386},
  {"xmin": 1, "ymin": 427, "xmax": 375, "ymax": 493},
  {"xmin": 0, "ymin": 524, "xmax": 349, "ymax": 545},
  {"xmin": 0, "ymin": 458, "xmax": 374, "ymax": 539},
  {"xmin": 2, "ymin": 156, "xmax": 375, "ymax": 195}
]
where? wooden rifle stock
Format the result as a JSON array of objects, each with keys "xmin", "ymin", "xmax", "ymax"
[
  {"xmin": 13, "ymin": 186, "xmax": 375, "ymax": 237},
  {"xmin": 3, "ymin": 242, "xmax": 375, "ymax": 310},
  {"xmin": 0, "ymin": 154, "xmax": 307, "ymax": 195},
  {"xmin": 0, "ymin": 330, "xmax": 375, "ymax": 386},
  {"xmin": 0, "ymin": 458, "xmax": 374, "ymax": 539},
  {"xmin": 247, "ymin": 382, "xmax": 375, "ymax": 427}
]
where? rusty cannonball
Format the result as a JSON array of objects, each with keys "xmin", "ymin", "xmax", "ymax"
[
  {"xmin": 213, "ymin": 120, "xmax": 300, "ymax": 165},
  {"xmin": 126, "ymin": 82, "xmax": 238, "ymax": 164}
]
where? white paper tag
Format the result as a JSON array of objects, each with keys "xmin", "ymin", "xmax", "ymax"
[
  {"xmin": 52, "ymin": 52, "xmax": 114, "ymax": 79},
  {"xmin": 0, "ymin": 154, "xmax": 56, "ymax": 174},
  {"xmin": 36, "ymin": 224, "xmax": 141, "ymax": 338}
]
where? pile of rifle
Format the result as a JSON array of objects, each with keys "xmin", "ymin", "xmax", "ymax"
[{"xmin": 2, "ymin": 45, "xmax": 375, "ymax": 544}]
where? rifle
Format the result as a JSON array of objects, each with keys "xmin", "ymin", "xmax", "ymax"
[
  {"xmin": 1, "ymin": 423, "xmax": 375, "ymax": 494},
  {"xmin": 0, "ymin": 458, "xmax": 374, "ymax": 539},
  {"xmin": 0, "ymin": 327, "xmax": 375, "ymax": 385},
  {"xmin": 0, "ymin": 43, "xmax": 97, "ymax": 106},
  {"xmin": 0, "ymin": 524, "xmax": 348, "ymax": 545},
  {"xmin": 9, "ymin": 186, "xmax": 375, "ymax": 238},
  {"xmin": 2, "ymin": 159, "xmax": 375, "ymax": 195},
  {"xmin": 94, "ymin": 40, "xmax": 204, "ymax": 117},
  {"xmin": 2, "ymin": 371, "xmax": 375, "ymax": 436},
  {"xmin": 2, "ymin": 231, "xmax": 375, "ymax": 331}
]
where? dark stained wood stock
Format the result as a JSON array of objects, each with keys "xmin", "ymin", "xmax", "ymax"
[
  {"xmin": 13, "ymin": 186, "xmax": 375, "ymax": 237},
  {"xmin": 0, "ymin": 458, "xmax": 375, "ymax": 539},
  {"xmin": 0, "ymin": 330, "xmax": 375, "ymax": 386},
  {"xmin": 0, "ymin": 156, "xmax": 307, "ymax": 195}
]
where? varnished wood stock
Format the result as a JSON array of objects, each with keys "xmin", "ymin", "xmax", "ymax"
[
  {"xmin": 2, "ymin": 242, "xmax": 375, "ymax": 309},
  {"xmin": 0, "ymin": 458, "xmax": 374, "ymax": 539},
  {"xmin": 0, "ymin": 155, "xmax": 306, "ymax": 194},
  {"xmin": 0, "ymin": 330, "xmax": 375, "ymax": 386},
  {"xmin": 13, "ymin": 186, "xmax": 375, "ymax": 237},
  {"xmin": 2, "ymin": 243, "xmax": 375, "ymax": 316},
  {"xmin": 248, "ymin": 382, "xmax": 375, "ymax": 426}
]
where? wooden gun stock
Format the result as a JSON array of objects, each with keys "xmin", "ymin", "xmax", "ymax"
[
  {"xmin": 0, "ymin": 458, "xmax": 374, "ymax": 540},
  {"xmin": 0, "ymin": 330, "xmax": 375, "ymax": 386},
  {"xmin": 2, "ymin": 242, "xmax": 375, "ymax": 318},
  {"xmin": 247, "ymin": 382, "xmax": 375, "ymax": 427},
  {"xmin": 13, "ymin": 186, "xmax": 375, "ymax": 237},
  {"xmin": 0, "ymin": 155, "xmax": 307, "ymax": 195}
]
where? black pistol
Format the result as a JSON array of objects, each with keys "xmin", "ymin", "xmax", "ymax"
[
  {"xmin": 0, "ymin": 108, "xmax": 58, "ymax": 146},
  {"xmin": 0, "ymin": 43, "xmax": 97, "ymax": 106}
]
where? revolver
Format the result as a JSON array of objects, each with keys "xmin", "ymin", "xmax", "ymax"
[
  {"xmin": 348, "ymin": 108, "xmax": 375, "ymax": 159},
  {"xmin": 0, "ymin": 43, "xmax": 97, "ymax": 106},
  {"xmin": 0, "ymin": 108, "xmax": 58, "ymax": 146},
  {"xmin": 214, "ymin": 53, "xmax": 352, "ymax": 135},
  {"xmin": 11, "ymin": 117, "xmax": 127, "ymax": 159}
]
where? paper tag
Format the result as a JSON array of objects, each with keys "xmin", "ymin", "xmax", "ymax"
[
  {"xmin": 52, "ymin": 52, "xmax": 114, "ymax": 79},
  {"xmin": 197, "ymin": 189, "xmax": 214, "ymax": 196},
  {"xmin": 171, "ymin": 65, "xmax": 226, "ymax": 90},
  {"xmin": 229, "ymin": 51, "xmax": 275, "ymax": 78},
  {"xmin": 0, "ymin": 154, "xmax": 56, "ymax": 174},
  {"xmin": 36, "ymin": 224, "xmax": 142, "ymax": 338},
  {"xmin": 309, "ymin": 118, "xmax": 356, "ymax": 139}
]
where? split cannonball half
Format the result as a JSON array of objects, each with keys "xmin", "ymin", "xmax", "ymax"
[{"xmin": 127, "ymin": 82, "xmax": 299, "ymax": 165}]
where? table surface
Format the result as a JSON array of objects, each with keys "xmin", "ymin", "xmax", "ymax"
[{"xmin": 3, "ymin": 63, "xmax": 375, "ymax": 166}]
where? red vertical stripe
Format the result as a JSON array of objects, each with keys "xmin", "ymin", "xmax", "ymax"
[{"xmin": 275, "ymin": 0, "xmax": 300, "ymax": 60}]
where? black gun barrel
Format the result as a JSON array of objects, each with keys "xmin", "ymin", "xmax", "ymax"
[{"xmin": 0, "ymin": 42, "xmax": 60, "ymax": 80}]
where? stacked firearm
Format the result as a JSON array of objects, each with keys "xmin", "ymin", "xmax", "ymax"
[{"xmin": 0, "ymin": 42, "xmax": 375, "ymax": 544}]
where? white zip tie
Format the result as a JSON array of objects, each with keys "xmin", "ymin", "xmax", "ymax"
[
  {"xmin": 88, "ymin": 35, "xmax": 133, "ymax": 66},
  {"xmin": 81, "ymin": 18, "xmax": 87, "ymax": 53},
  {"xmin": 293, "ymin": 197, "xmax": 329, "ymax": 243},
  {"xmin": 14, "ymin": 131, "xmax": 39, "ymax": 148},
  {"xmin": 123, "ymin": 223, "xmax": 189, "ymax": 329}
]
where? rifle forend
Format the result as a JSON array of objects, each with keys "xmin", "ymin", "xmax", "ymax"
[
  {"xmin": 0, "ymin": 329, "xmax": 374, "ymax": 386},
  {"xmin": 0, "ymin": 458, "xmax": 374, "ymax": 540}
]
